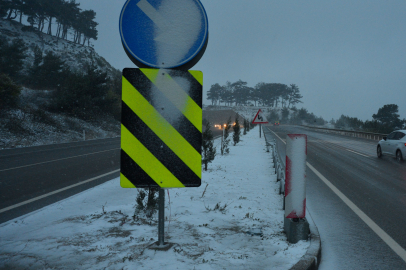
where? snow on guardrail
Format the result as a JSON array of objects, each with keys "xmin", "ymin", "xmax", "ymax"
[{"xmin": 300, "ymin": 125, "xmax": 387, "ymax": 141}]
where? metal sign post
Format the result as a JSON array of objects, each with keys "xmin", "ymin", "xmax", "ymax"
[
  {"xmin": 158, "ymin": 188, "xmax": 165, "ymax": 246},
  {"xmin": 119, "ymin": 0, "xmax": 209, "ymax": 249},
  {"xmin": 260, "ymin": 124, "xmax": 261, "ymax": 138}
]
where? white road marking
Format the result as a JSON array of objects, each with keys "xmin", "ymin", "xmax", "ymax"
[
  {"xmin": 306, "ymin": 163, "xmax": 406, "ymax": 263},
  {"xmin": 137, "ymin": 0, "xmax": 178, "ymax": 45},
  {"xmin": 0, "ymin": 170, "xmax": 120, "ymax": 214},
  {"xmin": 137, "ymin": 0, "xmax": 168, "ymax": 30},
  {"xmin": 0, "ymin": 148, "xmax": 120, "ymax": 172},
  {"xmin": 268, "ymin": 127, "xmax": 406, "ymax": 263},
  {"xmin": 346, "ymin": 149, "xmax": 370, "ymax": 157},
  {"xmin": 268, "ymin": 128, "xmax": 285, "ymax": 143}
]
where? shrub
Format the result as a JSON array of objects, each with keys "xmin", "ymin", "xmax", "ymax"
[
  {"xmin": 233, "ymin": 115, "xmax": 241, "ymax": 145},
  {"xmin": 0, "ymin": 73, "xmax": 21, "ymax": 109},
  {"xmin": 0, "ymin": 37, "xmax": 27, "ymax": 80},
  {"xmin": 135, "ymin": 188, "xmax": 158, "ymax": 218}
]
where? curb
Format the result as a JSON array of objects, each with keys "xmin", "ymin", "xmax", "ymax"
[{"xmin": 290, "ymin": 208, "xmax": 321, "ymax": 270}]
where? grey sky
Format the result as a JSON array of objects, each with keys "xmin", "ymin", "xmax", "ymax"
[{"xmin": 79, "ymin": 0, "xmax": 406, "ymax": 121}]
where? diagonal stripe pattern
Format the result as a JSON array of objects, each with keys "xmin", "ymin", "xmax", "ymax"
[{"xmin": 120, "ymin": 68, "xmax": 202, "ymax": 188}]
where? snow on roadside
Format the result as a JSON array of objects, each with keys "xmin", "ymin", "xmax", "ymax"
[{"xmin": 0, "ymin": 127, "xmax": 308, "ymax": 269}]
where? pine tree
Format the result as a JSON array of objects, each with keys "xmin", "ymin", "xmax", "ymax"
[
  {"xmin": 39, "ymin": 51, "xmax": 67, "ymax": 89},
  {"xmin": 0, "ymin": 37, "xmax": 27, "ymax": 80},
  {"xmin": 233, "ymin": 115, "xmax": 241, "ymax": 146},
  {"xmin": 26, "ymin": 45, "xmax": 43, "ymax": 87},
  {"xmin": 51, "ymin": 64, "xmax": 108, "ymax": 118},
  {"xmin": 0, "ymin": 1, "xmax": 9, "ymax": 18},
  {"xmin": 0, "ymin": 73, "xmax": 22, "ymax": 110},
  {"xmin": 222, "ymin": 117, "xmax": 231, "ymax": 154},
  {"xmin": 372, "ymin": 104, "xmax": 403, "ymax": 132},
  {"xmin": 202, "ymin": 122, "xmax": 216, "ymax": 171}
]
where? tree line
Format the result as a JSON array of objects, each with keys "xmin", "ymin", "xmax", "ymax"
[
  {"xmin": 207, "ymin": 80, "xmax": 303, "ymax": 108},
  {"xmin": 266, "ymin": 104, "xmax": 405, "ymax": 134},
  {"xmin": 333, "ymin": 104, "xmax": 405, "ymax": 134},
  {"xmin": 1, "ymin": 0, "xmax": 98, "ymax": 46},
  {"xmin": 265, "ymin": 107, "xmax": 326, "ymax": 127}
]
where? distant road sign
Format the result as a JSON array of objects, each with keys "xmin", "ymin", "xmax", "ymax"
[
  {"xmin": 252, "ymin": 109, "xmax": 268, "ymax": 124},
  {"xmin": 120, "ymin": 68, "xmax": 203, "ymax": 188},
  {"xmin": 119, "ymin": 0, "xmax": 209, "ymax": 70}
]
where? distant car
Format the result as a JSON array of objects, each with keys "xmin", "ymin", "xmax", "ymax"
[
  {"xmin": 274, "ymin": 121, "xmax": 280, "ymax": 126},
  {"xmin": 377, "ymin": 130, "xmax": 406, "ymax": 162}
]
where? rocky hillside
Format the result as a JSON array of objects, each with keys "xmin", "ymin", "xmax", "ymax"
[
  {"xmin": 0, "ymin": 18, "xmax": 121, "ymax": 149},
  {"xmin": 0, "ymin": 18, "xmax": 120, "ymax": 78}
]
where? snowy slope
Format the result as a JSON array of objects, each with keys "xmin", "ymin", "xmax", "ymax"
[
  {"xmin": 0, "ymin": 127, "xmax": 308, "ymax": 269},
  {"xmin": 0, "ymin": 19, "xmax": 121, "ymax": 149},
  {"xmin": 0, "ymin": 18, "xmax": 119, "ymax": 78},
  {"xmin": 0, "ymin": 87, "xmax": 120, "ymax": 149}
]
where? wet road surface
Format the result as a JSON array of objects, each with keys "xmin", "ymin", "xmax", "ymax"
[
  {"xmin": 264, "ymin": 125, "xmax": 406, "ymax": 269},
  {"xmin": 0, "ymin": 138, "xmax": 120, "ymax": 224}
]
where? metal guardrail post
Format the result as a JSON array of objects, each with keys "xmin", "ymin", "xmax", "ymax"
[{"xmin": 263, "ymin": 129, "xmax": 286, "ymax": 211}]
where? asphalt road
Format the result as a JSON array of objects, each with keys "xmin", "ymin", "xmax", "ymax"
[
  {"xmin": 2, "ymin": 125, "xmax": 406, "ymax": 268},
  {"xmin": 0, "ymin": 138, "xmax": 120, "ymax": 224},
  {"xmin": 265, "ymin": 125, "xmax": 406, "ymax": 269}
]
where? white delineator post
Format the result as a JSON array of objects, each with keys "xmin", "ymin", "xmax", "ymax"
[{"xmin": 285, "ymin": 134, "xmax": 307, "ymax": 219}]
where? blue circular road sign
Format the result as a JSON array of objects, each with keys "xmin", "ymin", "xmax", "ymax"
[{"xmin": 119, "ymin": 0, "xmax": 208, "ymax": 70}]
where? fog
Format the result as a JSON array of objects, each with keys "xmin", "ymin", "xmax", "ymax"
[{"xmin": 79, "ymin": 0, "xmax": 406, "ymax": 121}]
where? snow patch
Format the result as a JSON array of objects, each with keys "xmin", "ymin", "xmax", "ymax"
[
  {"xmin": 0, "ymin": 127, "xmax": 309, "ymax": 269},
  {"xmin": 155, "ymin": 0, "xmax": 203, "ymax": 67}
]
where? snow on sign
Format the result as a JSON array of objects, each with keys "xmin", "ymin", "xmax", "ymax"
[
  {"xmin": 120, "ymin": 68, "xmax": 203, "ymax": 188},
  {"xmin": 119, "ymin": 0, "xmax": 209, "ymax": 69},
  {"xmin": 252, "ymin": 109, "xmax": 268, "ymax": 124},
  {"xmin": 285, "ymin": 134, "xmax": 307, "ymax": 219}
]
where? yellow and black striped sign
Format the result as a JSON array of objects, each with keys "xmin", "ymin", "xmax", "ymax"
[{"xmin": 120, "ymin": 68, "xmax": 202, "ymax": 188}]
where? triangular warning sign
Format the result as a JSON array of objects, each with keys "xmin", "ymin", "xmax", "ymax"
[{"xmin": 252, "ymin": 109, "xmax": 268, "ymax": 124}]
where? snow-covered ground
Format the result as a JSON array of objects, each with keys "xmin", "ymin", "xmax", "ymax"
[{"xmin": 0, "ymin": 127, "xmax": 308, "ymax": 269}]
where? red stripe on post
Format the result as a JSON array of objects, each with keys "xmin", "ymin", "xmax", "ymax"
[
  {"xmin": 285, "ymin": 156, "xmax": 292, "ymax": 197},
  {"xmin": 285, "ymin": 134, "xmax": 307, "ymax": 219},
  {"xmin": 286, "ymin": 210, "xmax": 298, "ymax": 219},
  {"xmin": 285, "ymin": 199, "xmax": 306, "ymax": 218}
]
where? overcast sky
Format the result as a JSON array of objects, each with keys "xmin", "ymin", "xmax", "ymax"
[{"xmin": 79, "ymin": 0, "xmax": 406, "ymax": 121}]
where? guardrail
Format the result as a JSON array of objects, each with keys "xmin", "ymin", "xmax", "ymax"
[
  {"xmin": 263, "ymin": 129, "xmax": 285, "ymax": 207},
  {"xmin": 300, "ymin": 125, "xmax": 388, "ymax": 141}
]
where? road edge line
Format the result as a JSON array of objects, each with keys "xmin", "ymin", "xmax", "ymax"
[
  {"xmin": 306, "ymin": 162, "xmax": 406, "ymax": 263},
  {"xmin": 0, "ymin": 169, "xmax": 120, "ymax": 214}
]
